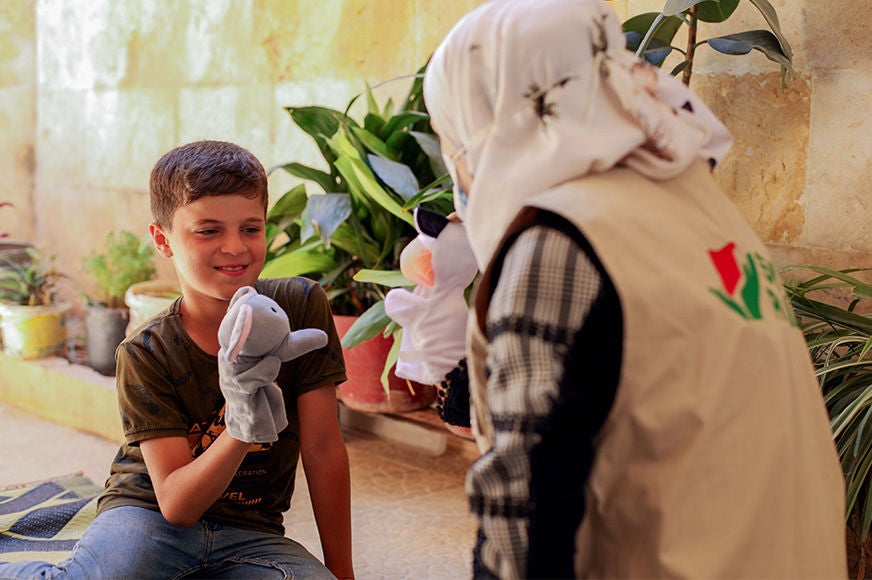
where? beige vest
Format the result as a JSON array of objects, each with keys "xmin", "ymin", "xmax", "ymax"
[{"xmin": 468, "ymin": 162, "xmax": 847, "ymax": 578}]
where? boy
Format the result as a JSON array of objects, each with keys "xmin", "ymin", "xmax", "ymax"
[{"xmin": 0, "ymin": 140, "xmax": 353, "ymax": 579}]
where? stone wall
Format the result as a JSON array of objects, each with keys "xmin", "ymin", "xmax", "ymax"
[
  {"xmin": 0, "ymin": 0, "xmax": 869, "ymax": 303},
  {"xmin": 0, "ymin": 0, "xmax": 35, "ymax": 243}
]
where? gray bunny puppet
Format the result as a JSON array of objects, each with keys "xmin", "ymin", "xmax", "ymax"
[{"xmin": 218, "ymin": 286, "xmax": 328, "ymax": 443}]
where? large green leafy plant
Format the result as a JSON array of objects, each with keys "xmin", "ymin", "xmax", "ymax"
[
  {"xmin": 624, "ymin": 0, "xmax": 793, "ymax": 85},
  {"xmin": 265, "ymin": 69, "xmax": 453, "ymax": 358},
  {"xmin": 782, "ymin": 266, "xmax": 872, "ymax": 544}
]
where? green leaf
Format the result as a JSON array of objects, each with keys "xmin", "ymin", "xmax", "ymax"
[
  {"xmin": 704, "ymin": 30, "xmax": 794, "ymax": 72},
  {"xmin": 341, "ymin": 301, "xmax": 390, "ymax": 348},
  {"xmin": 363, "ymin": 112, "xmax": 386, "ymax": 136},
  {"xmin": 368, "ymin": 154, "xmax": 420, "ymax": 201},
  {"xmin": 409, "ymin": 131, "xmax": 447, "ymax": 178},
  {"xmin": 670, "ymin": 60, "xmax": 692, "ymax": 76},
  {"xmin": 626, "ymin": 33, "xmax": 676, "ymax": 66},
  {"xmin": 353, "ymin": 268, "xmax": 413, "ymax": 288},
  {"xmin": 260, "ymin": 250, "xmax": 337, "ymax": 279},
  {"xmin": 381, "ymin": 326, "xmax": 402, "ymax": 393},
  {"xmin": 662, "ymin": 0, "xmax": 705, "ymax": 16},
  {"xmin": 365, "ymin": 82, "xmax": 380, "ymax": 116},
  {"xmin": 351, "ymin": 126, "xmax": 395, "ymax": 160},
  {"xmin": 330, "ymin": 222, "xmax": 381, "ymax": 267},
  {"xmin": 399, "ymin": 64, "xmax": 427, "ymax": 114},
  {"xmin": 279, "ymin": 163, "xmax": 337, "ymax": 194},
  {"xmin": 696, "ymin": 0, "xmax": 740, "ymax": 23},
  {"xmin": 382, "ymin": 96, "xmax": 395, "ymax": 118},
  {"xmin": 780, "ymin": 265, "xmax": 872, "ymax": 295},
  {"xmin": 268, "ymin": 184, "xmax": 308, "ymax": 219},
  {"xmin": 403, "ymin": 173, "xmax": 453, "ymax": 209},
  {"xmin": 301, "ymin": 193, "xmax": 352, "ymax": 247},
  {"xmin": 288, "ymin": 105, "xmax": 344, "ymax": 137},
  {"xmin": 331, "ymin": 132, "xmax": 415, "ymax": 227},
  {"xmin": 631, "ymin": 10, "xmax": 686, "ymax": 62},
  {"xmin": 747, "ymin": 0, "xmax": 792, "ymax": 60},
  {"xmin": 379, "ymin": 111, "xmax": 429, "ymax": 141},
  {"xmin": 790, "ymin": 296, "xmax": 872, "ymax": 335},
  {"xmin": 623, "ymin": 12, "xmax": 683, "ymax": 42}
]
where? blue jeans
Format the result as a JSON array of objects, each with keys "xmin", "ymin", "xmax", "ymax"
[{"xmin": 0, "ymin": 505, "xmax": 335, "ymax": 579}]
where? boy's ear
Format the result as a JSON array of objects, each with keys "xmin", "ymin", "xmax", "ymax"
[{"xmin": 149, "ymin": 222, "xmax": 173, "ymax": 258}]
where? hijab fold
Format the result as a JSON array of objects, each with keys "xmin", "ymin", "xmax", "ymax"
[{"xmin": 423, "ymin": 0, "xmax": 733, "ymax": 270}]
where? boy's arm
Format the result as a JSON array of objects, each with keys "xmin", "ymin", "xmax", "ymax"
[
  {"xmin": 140, "ymin": 432, "xmax": 250, "ymax": 528},
  {"xmin": 299, "ymin": 384, "xmax": 354, "ymax": 579}
]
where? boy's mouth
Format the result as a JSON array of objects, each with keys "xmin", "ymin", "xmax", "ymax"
[{"xmin": 216, "ymin": 264, "xmax": 248, "ymax": 275}]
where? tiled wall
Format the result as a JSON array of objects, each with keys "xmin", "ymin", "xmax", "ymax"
[{"xmin": 0, "ymin": 0, "xmax": 869, "ymax": 302}]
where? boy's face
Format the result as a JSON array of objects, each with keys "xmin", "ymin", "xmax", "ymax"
[{"xmin": 151, "ymin": 192, "xmax": 267, "ymax": 308}]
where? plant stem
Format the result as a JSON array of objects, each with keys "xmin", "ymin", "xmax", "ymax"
[{"xmin": 683, "ymin": 5, "xmax": 698, "ymax": 86}]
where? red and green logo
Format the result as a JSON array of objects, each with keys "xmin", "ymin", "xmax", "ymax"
[{"xmin": 709, "ymin": 242, "xmax": 795, "ymax": 325}]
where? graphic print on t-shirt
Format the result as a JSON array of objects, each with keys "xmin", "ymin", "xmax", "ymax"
[
  {"xmin": 187, "ymin": 404, "xmax": 274, "ymax": 456},
  {"xmin": 186, "ymin": 405, "xmax": 274, "ymax": 507}
]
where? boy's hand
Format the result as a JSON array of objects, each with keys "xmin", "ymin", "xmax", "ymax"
[
  {"xmin": 217, "ymin": 286, "xmax": 328, "ymax": 443},
  {"xmin": 218, "ymin": 351, "xmax": 286, "ymax": 443}
]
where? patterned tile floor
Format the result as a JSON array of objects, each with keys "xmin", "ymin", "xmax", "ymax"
[{"xmin": 0, "ymin": 402, "xmax": 478, "ymax": 579}]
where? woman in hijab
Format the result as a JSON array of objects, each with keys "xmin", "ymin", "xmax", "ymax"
[{"xmin": 418, "ymin": 0, "xmax": 847, "ymax": 577}]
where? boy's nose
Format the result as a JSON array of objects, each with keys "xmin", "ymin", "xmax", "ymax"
[{"xmin": 221, "ymin": 233, "xmax": 247, "ymax": 255}]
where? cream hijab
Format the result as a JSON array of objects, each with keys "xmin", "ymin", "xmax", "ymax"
[{"xmin": 423, "ymin": 0, "xmax": 733, "ymax": 270}]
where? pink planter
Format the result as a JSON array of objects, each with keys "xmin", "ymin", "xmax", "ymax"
[{"xmin": 333, "ymin": 315, "xmax": 437, "ymax": 414}]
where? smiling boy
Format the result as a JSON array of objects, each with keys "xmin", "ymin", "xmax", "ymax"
[{"xmin": 0, "ymin": 141, "xmax": 353, "ymax": 579}]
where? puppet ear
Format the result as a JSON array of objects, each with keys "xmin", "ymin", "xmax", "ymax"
[
  {"xmin": 414, "ymin": 207, "xmax": 449, "ymax": 238},
  {"xmin": 228, "ymin": 286, "xmax": 256, "ymax": 310},
  {"xmin": 226, "ymin": 303, "xmax": 253, "ymax": 362},
  {"xmin": 399, "ymin": 238, "xmax": 434, "ymax": 287}
]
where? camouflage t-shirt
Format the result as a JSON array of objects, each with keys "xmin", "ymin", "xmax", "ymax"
[{"xmin": 96, "ymin": 277, "xmax": 347, "ymax": 535}]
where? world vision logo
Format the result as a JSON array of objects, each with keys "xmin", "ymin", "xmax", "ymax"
[{"xmin": 708, "ymin": 242, "xmax": 797, "ymax": 326}]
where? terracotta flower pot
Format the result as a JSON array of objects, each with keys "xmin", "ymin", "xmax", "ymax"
[{"xmin": 333, "ymin": 315, "xmax": 437, "ymax": 414}]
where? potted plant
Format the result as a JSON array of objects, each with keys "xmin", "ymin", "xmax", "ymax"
[
  {"xmin": 266, "ymin": 66, "xmax": 455, "ymax": 413},
  {"xmin": 781, "ymin": 265, "xmax": 872, "ymax": 577},
  {"xmin": 624, "ymin": 0, "xmax": 793, "ymax": 85},
  {"xmin": 0, "ymin": 247, "xmax": 68, "ymax": 359},
  {"xmin": 81, "ymin": 230, "xmax": 157, "ymax": 375}
]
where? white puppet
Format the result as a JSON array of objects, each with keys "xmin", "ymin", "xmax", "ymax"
[{"xmin": 384, "ymin": 209, "xmax": 478, "ymax": 435}]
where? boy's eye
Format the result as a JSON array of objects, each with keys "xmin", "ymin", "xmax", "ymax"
[
  {"xmin": 196, "ymin": 228, "xmax": 219, "ymax": 236},
  {"xmin": 243, "ymin": 226, "xmax": 263, "ymax": 235}
]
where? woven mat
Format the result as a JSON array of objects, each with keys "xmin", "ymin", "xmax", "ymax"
[{"xmin": 0, "ymin": 473, "xmax": 100, "ymax": 563}]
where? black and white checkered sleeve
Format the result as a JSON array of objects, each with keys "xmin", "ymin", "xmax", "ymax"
[{"xmin": 469, "ymin": 224, "xmax": 602, "ymax": 579}]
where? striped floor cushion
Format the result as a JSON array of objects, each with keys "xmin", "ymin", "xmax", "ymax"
[{"xmin": 0, "ymin": 474, "xmax": 100, "ymax": 564}]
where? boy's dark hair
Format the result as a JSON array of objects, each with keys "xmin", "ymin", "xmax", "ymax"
[{"xmin": 150, "ymin": 140, "xmax": 269, "ymax": 228}]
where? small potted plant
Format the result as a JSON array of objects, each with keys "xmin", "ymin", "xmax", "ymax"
[
  {"xmin": 0, "ymin": 247, "xmax": 68, "ymax": 359},
  {"xmin": 81, "ymin": 230, "xmax": 157, "ymax": 375}
]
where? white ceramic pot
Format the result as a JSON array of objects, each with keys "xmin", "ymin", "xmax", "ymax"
[{"xmin": 124, "ymin": 280, "xmax": 181, "ymax": 335}]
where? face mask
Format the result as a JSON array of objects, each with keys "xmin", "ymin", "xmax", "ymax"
[{"xmin": 444, "ymin": 155, "xmax": 468, "ymax": 221}]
